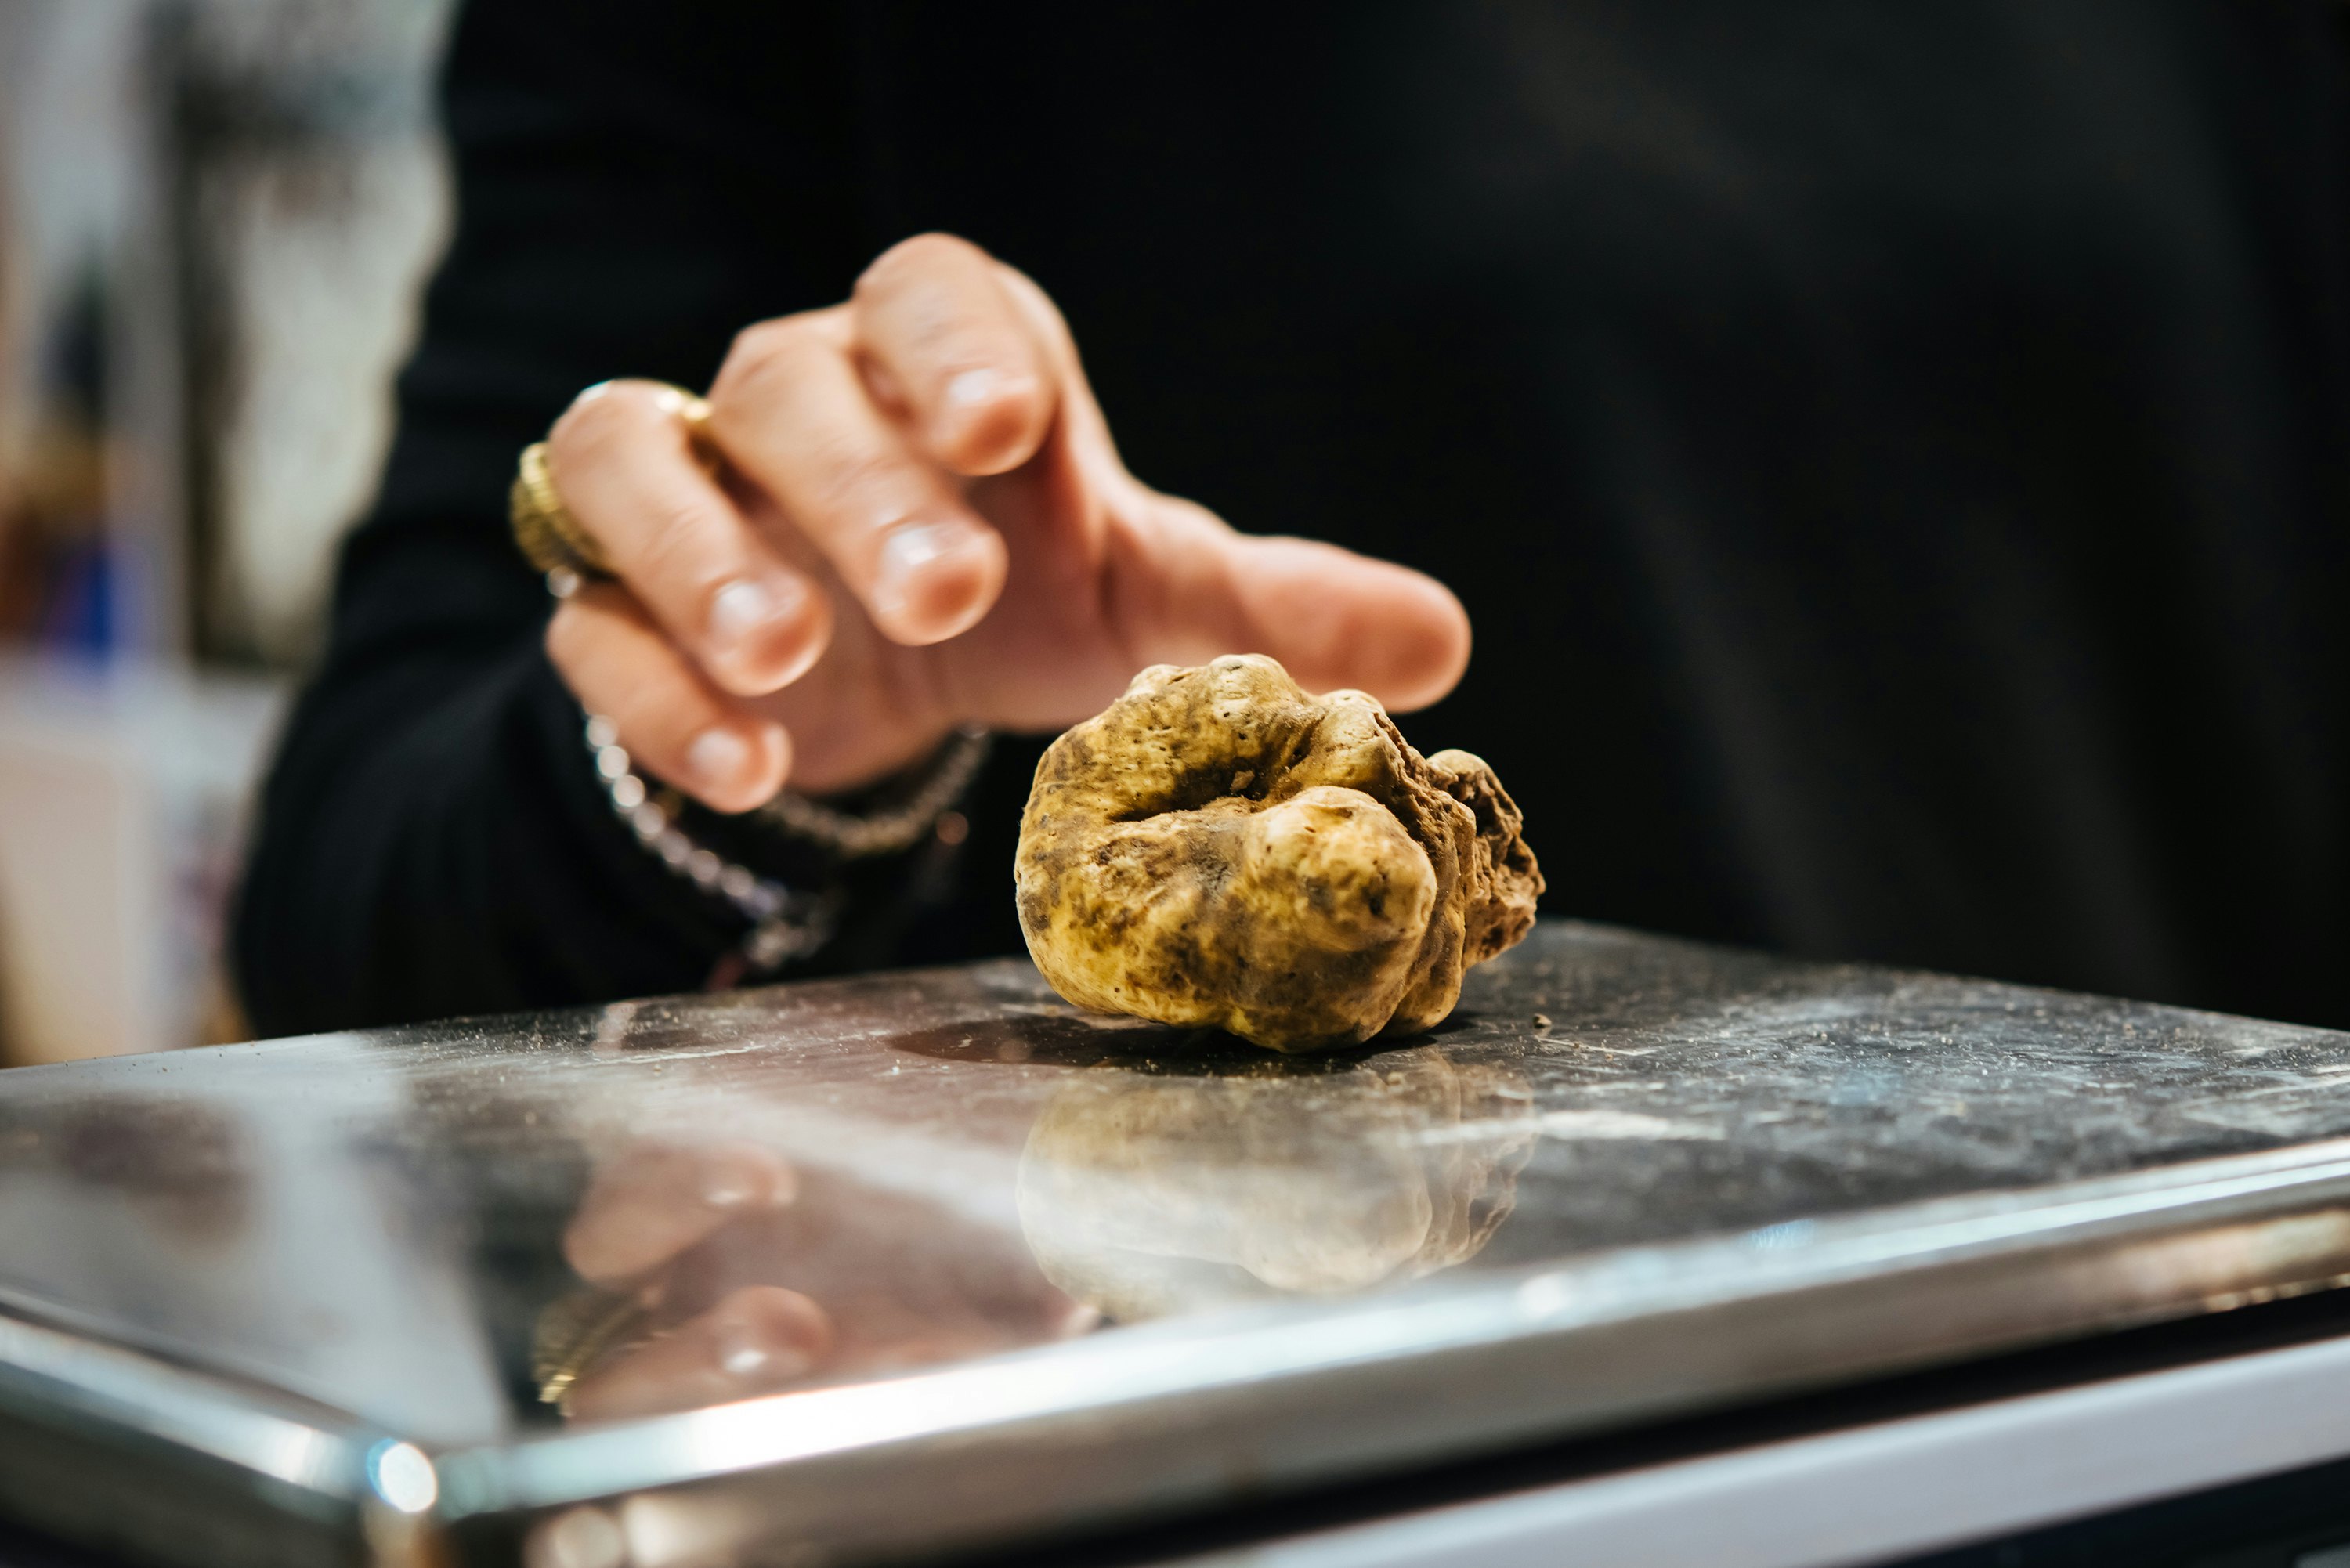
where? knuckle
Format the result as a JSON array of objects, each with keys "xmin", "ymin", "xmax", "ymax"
[
  {"xmin": 714, "ymin": 313, "xmax": 834, "ymax": 403},
  {"xmin": 725, "ymin": 316, "xmax": 795, "ymax": 367},
  {"xmin": 548, "ymin": 381, "xmax": 653, "ymax": 461},
  {"xmin": 857, "ymin": 232, "xmax": 986, "ymax": 300},
  {"xmin": 991, "ymin": 263, "xmax": 1076, "ymax": 347}
]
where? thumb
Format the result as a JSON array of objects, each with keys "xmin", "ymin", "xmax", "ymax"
[{"xmin": 1109, "ymin": 496, "xmax": 1472, "ymax": 713}]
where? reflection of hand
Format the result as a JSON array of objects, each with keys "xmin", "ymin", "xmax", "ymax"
[
  {"xmin": 545, "ymin": 1143, "xmax": 1094, "ymax": 1422},
  {"xmin": 538, "ymin": 233, "xmax": 1470, "ymax": 809}
]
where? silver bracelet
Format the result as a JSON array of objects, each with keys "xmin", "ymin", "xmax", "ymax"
[
  {"xmin": 754, "ymin": 726, "xmax": 992, "ymax": 857},
  {"xmin": 581, "ymin": 716, "xmax": 841, "ymax": 972}
]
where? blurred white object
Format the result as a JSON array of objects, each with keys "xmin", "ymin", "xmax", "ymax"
[
  {"xmin": 0, "ymin": 0, "xmax": 455, "ymax": 664},
  {"xmin": 0, "ymin": 656, "xmax": 285, "ymax": 1063},
  {"xmin": 212, "ymin": 127, "xmax": 448, "ymax": 661},
  {"xmin": 186, "ymin": 0, "xmax": 457, "ymax": 662}
]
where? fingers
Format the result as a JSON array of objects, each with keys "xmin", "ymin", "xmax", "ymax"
[
  {"xmin": 710, "ymin": 310, "xmax": 1009, "ymax": 646},
  {"xmin": 563, "ymin": 1143, "xmax": 798, "ymax": 1287},
  {"xmin": 1109, "ymin": 497, "xmax": 1473, "ymax": 713},
  {"xmin": 1224, "ymin": 535, "xmax": 1473, "ymax": 711},
  {"xmin": 851, "ymin": 233, "xmax": 1056, "ymax": 476},
  {"xmin": 546, "ymin": 586, "xmax": 790, "ymax": 811},
  {"xmin": 564, "ymin": 1285, "xmax": 833, "ymax": 1422},
  {"xmin": 546, "ymin": 381, "xmax": 833, "ymax": 696}
]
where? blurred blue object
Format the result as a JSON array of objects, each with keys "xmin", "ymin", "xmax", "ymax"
[{"xmin": 37, "ymin": 537, "xmax": 116, "ymax": 656}]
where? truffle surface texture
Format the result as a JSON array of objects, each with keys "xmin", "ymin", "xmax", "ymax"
[{"xmin": 1014, "ymin": 655, "xmax": 1543, "ymax": 1051}]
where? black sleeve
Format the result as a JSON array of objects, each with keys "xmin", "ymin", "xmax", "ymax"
[{"xmin": 232, "ymin": 1, "xmax": 940, "ymax": 1035}]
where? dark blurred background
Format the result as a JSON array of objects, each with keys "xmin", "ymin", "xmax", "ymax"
[{"xmin": 0, "ymin": 0, "xmax": 453, "ymax": 1064}]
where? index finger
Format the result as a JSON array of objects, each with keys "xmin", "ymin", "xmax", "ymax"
[{"xmin": 852, "ymin": 233, "xmax": 1057, "ymax": 477}]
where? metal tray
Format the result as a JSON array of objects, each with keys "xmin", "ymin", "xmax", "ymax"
[{"xmin": 4, "ymin": 922, "xmax": 2350, "ymax": 1568}]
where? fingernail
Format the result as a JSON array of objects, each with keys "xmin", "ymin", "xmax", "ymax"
[
  {"xmin": 707, "ymin": 576, "xmax": 794, "ymax": 652},
  {"xmin": 685, "ymin": 728, "xmax": 751, "ymax": 789},
  {"xmin": 713, "ymin": 1315, "xmax": 815, "ymax": 1383},
  {"xmin": 941, "ymin": 368, "xmax": 1005, "ymax": 417},
  {"xmin": 873, "ymin": 518, "xmax": 991, "ymax": 627},
  {"xmin": 935, "ymin": 369, "xmax": 1037, "ymax": 464},
  {"xmin": 714, "ymin": 1319, "xmax": 775, "ymax": 1378},
  {"xmin": 699, "ymin": 1148, "xmax": 774, "ymax": 1210}
]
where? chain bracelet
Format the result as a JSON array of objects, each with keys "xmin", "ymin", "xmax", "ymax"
[
  {"xmin": 582, "ymin": 716, "xmax": 841, "ymax": 972},
  {"xmin": 754, "ymin": 726, "xmax": 992, "ymax": 857}
]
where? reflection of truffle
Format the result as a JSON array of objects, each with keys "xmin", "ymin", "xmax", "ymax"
[
  {"xmin": 1015, "ymin": 656, "xmax": 1542, "ymax": 1052},
  {"xmin": 1018, "ymin": 1050, "xmax": 1535, "ymax": 1320}
]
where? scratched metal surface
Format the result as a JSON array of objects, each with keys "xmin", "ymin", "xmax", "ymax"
[
  {"xmin": 4, "ymin": 919, "xmax": 2350, "ymax": 1566},
  {"xmin": 2, "ymin": 918, "xmax": 2346, "ymax": 1448},
  {"xmin": 1432, "ymin": 925, "xmax": 2350, "ymax": 1255}
]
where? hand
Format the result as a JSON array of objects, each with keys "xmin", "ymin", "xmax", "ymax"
[{"xmin": 540, "ymin": 233, "xmax": 1472, "ymax": 808}]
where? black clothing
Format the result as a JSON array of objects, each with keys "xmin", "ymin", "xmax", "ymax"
[{"xmin": 236, "ymin": 2, "xmax": 2350, "ymax": 1035}]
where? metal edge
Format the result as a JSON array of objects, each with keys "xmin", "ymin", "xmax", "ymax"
[
  {"xmin": 438, "ymin": 1136, "xmax": 2350, "ymax": 1566},
  {"xmin": 7, "ymin": 1135, "xmax": 2350, "ymax": 1567},
  {"xmin": 0, "ymin": 1308, "xmax": 435, "ymax": 1566},
  {"xmin": 1163, "ymin": 1317, "xmax": 2350, "ymax": 1568}
]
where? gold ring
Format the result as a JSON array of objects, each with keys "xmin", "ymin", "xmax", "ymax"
[
  {"xmin": 509, "ymin": 383, "xmax": 715, "ymax": 587},
  {"xmin": 509, "ymin": 441, "xmax": 612, "ymax": 583}
]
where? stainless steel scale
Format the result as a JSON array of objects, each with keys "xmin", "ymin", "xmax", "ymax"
[{"xmin": 4, "ymin": 922, "xmax": 2350, "ymax": 1568}]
